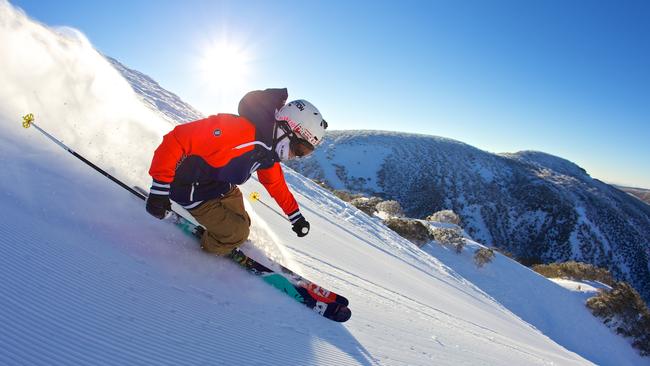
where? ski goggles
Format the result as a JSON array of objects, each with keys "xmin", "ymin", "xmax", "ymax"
[{"xmin": 290, "ymin": 138, "xmax": 315, "ymax": 157}]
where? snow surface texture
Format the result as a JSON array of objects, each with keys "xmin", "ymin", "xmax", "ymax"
[
  {"xmin": 0, "ymin": 2, "xmax": 646, "ymax": 365},
  {"xmin": 421, "ymin": 238, "xmax": 643, "ymax": 365},
  {"xmin": 286, "ymin": 130, "xmax": 650, "ymax": 305}
]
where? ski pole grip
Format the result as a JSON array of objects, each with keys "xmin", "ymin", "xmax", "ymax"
[{"xmin": 22, "ymin": 113, "xmax": 35, "ymax": 129}]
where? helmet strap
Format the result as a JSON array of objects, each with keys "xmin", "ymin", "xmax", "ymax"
[{"xmin": 274, "ymin": 120, "xmax": 302, "ymax": 145}]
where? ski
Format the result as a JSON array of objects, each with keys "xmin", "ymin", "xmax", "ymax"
[
  {"xmin": 228, "ymin": 247, "xmax": 351, "ymax": 322},
  {"xmin": 271, "ymin": 258, "xmax": 350, "ymax": 307},
  {"xmin": 134, "ymin": 187, "xmax": 351, "ymax": 322}
]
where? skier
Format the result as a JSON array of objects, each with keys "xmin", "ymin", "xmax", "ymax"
[{"xmin": 144, "ymin": 88, "xmax": 327, "ymax": 256}]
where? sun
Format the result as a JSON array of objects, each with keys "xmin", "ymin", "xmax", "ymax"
[{"xmin": 199, "ymin": 40, "xmax": 251, "ymax": 89}]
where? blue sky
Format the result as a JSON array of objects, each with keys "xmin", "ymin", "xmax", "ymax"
[{"xmin": 13, "ymin": 0, "xmax": 650, "ymax": 188}]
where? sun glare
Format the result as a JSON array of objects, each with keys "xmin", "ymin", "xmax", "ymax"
[{"xmin": 199, "ymin": 40, "xmax": 250, "ymax": 89}]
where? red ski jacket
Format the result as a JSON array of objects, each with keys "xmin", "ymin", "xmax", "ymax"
[{"xmin": 148, "ymin": 113, "xmax": 299, "ymax": 217}]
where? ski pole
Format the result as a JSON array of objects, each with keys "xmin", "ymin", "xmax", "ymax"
[
  {"xmin": 22, "ymin": 113, "xmax": 203, "ymax": 238},
  {"xmin": 248, "ymin": 192, "xmax": 287, "ymax": 221},
  {"xmin": 22, "ymin": 113, "xmax": 148, "ymax": 201}
]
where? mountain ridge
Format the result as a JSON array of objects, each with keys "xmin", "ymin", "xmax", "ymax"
[{"xmin": 285, "ymin": 130, "xmax": 650, "ymax": 302}]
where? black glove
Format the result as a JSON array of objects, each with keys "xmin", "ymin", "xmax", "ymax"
[
  {"xmin": 146, "ymin": 194, "xmax": 171, "ymax": 219},
  {"xmin": 291, "ymin": 214, "xmax": 310, "ymax": 237}
]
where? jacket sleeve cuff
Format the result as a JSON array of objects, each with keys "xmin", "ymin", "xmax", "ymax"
[
  {"xmin": 149, "ymin": 179, "xmax": 170, "ymax": 196},
  {"xmin": 288, "ymin": 209, "xmax": 303, "ymax": 224}
]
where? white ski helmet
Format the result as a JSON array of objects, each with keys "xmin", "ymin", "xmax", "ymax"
[{"xmin": 275, "ymin": 100, "xmax": 327, "ymax": 146}]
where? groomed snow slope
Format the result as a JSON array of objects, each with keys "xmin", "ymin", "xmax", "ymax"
[
  {"xmin": 0, "ymin": 2, "xmax": 643, "ymax": 365},
  {"xmin": 0, "ymin": 128, "xmax": 589, "ymax": 366}
]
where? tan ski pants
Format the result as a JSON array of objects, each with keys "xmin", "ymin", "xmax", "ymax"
[{"xmin": 188, "ymin": 187, "xmax": 251, "ymax": 256}]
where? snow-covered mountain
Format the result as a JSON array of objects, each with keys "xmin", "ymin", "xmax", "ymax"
[
  {"xmin": 0, "ymin": 2, "xmax": 647, "ymax": 364},
  {"xmin": 285, "ymin": 131, "xmax": 650, "ymax": 303}
]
